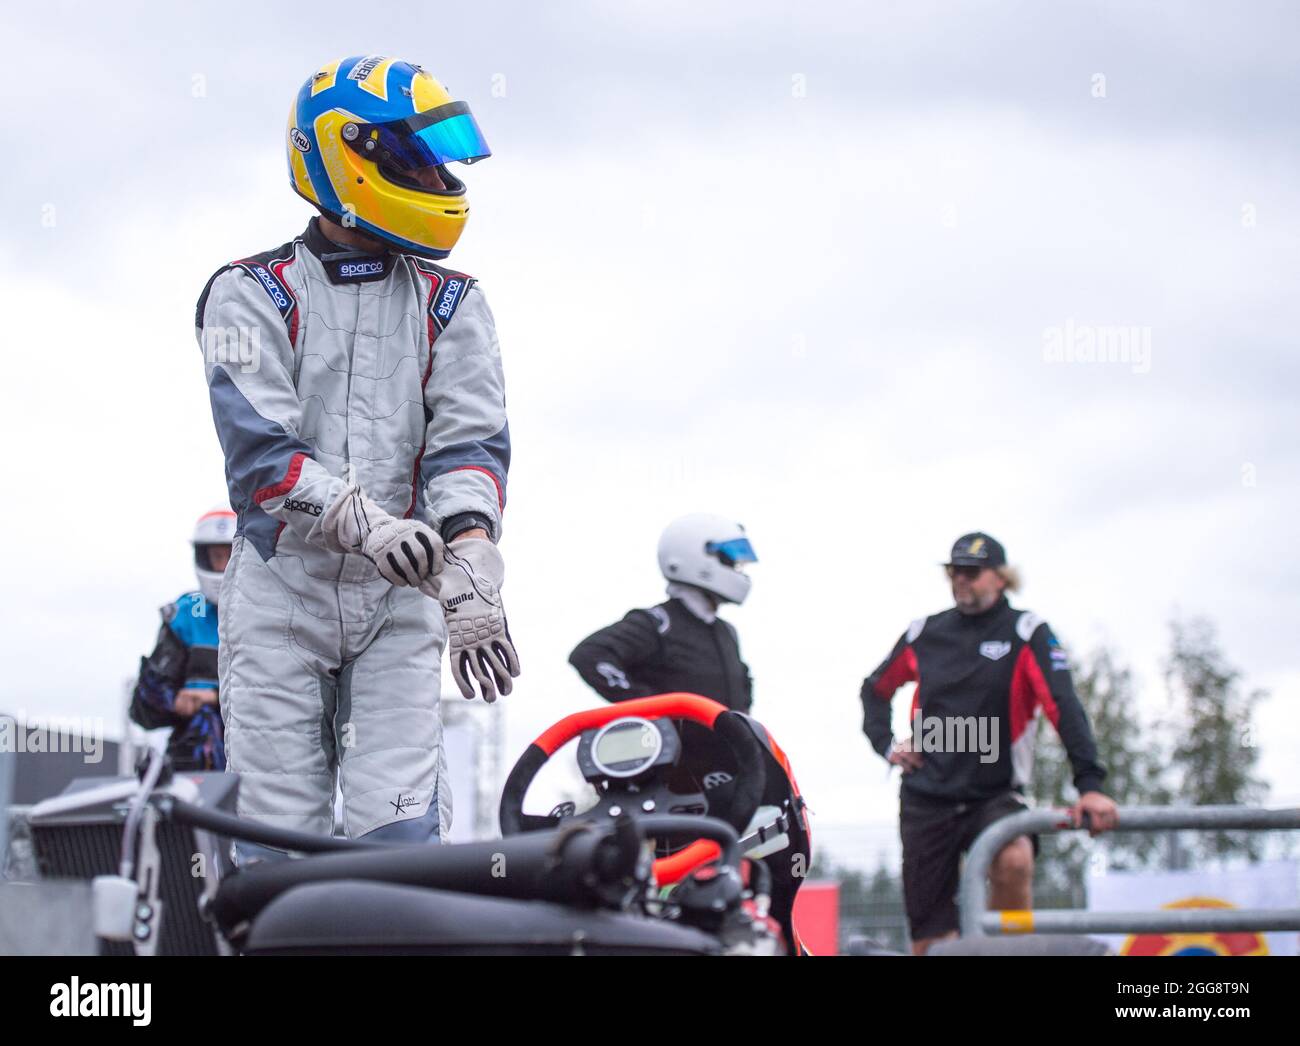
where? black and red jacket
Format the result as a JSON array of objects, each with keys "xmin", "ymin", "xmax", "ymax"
[{"xmin": 860, "ymin": 596, "xmax": 1105, "ymax": 803}]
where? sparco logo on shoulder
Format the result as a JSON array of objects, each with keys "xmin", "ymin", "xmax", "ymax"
[
  {"xmin": 289, "ymin": 127, "xmax": 311, "ymax": 153},
  {"xmin": 250, "ymin": 266, "xmax": 290, "ymax": 309},
  {"xmin": 435, "ymin": 278, "xmax": 463, "ymax": 320}
]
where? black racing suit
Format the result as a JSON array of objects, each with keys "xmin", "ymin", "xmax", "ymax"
[
  {"xmin": 861, "ymin": 596, "xmax": 1106, "ymax": 939},
  {"xmin": 569, "ymin": 597, "xmax": 753, "ymax": 798}
]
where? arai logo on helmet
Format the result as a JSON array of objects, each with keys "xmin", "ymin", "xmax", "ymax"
[{"xmin": 289, "ymin": 128, "xmax": 311, "ymax": 153}]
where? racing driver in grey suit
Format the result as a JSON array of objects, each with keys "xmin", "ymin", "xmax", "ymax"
[{"xmin": 195, "ymin": 56, "xmax": 519, "ymax": 848}]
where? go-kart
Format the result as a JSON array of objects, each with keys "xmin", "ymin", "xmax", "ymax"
[{"xmin": 27, "ymin": 694, "xmax": 811, "ymax": 956}]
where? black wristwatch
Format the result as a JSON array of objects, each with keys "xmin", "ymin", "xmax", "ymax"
[{"xmin": 441, "ymin": 512, "xmax": 494, "ymax": 543}]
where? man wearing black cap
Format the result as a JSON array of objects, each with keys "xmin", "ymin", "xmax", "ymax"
[{"xmin": 860, "ymin": 532, "xmax": 1117, "ymax": 954}]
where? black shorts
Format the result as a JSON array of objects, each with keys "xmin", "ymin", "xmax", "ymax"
[{"xmin": 899, "ymin": 790, "xmax": 1037, "ymax": 941}]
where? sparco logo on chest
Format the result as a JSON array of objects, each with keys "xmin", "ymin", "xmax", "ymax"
[
  {"xmin": 979, "ymin": 640, "xmax": 1012, "ymax": 661},
  {"xmin": 339, "ymin": 260, "xmax": 385, "ymax": 277}
]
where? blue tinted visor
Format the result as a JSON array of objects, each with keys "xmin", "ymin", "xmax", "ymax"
[
  {"xmin": 349, "ymin": 101, "xmax": 491, "ymax": 170},
  {"xmin": 706, "ymin": 537, "xmax": 757, "ymax": 567}
]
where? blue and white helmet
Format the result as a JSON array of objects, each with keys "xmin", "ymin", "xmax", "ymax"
[{"xmin": 657, "ymin": 514, "xmax": 758, "ymax": 605}]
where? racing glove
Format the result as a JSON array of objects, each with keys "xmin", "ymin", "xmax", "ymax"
[
  {"xmin": 421, "ymin": 538, "xmax": 520, "ymax": 702},
  {"xmin": 322, "ymin": 483, "xmax": 443, "ymax": 587}
]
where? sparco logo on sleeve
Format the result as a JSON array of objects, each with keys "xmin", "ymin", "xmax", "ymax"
[
  {"xmin": 49, "ymin": 978, "xmax": 151, "ymax": 1026},
  {"xmin": 435, "ymin": 277, "xmax": 466, "ymax": 321},
  {"xmin": 283, "ymin": 497, "xmax": 323, "ymax": 516}
]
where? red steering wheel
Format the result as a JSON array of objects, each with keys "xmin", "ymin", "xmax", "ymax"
[{"xmin": 498, "ymin": 693, "xmax": 767, "ymax": 885}]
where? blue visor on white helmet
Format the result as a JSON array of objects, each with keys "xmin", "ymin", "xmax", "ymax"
[{"xmin": 706, "ymin": 537, "xmax": 757, "ymax": 567}]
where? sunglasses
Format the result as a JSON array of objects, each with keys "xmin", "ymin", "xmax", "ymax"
[{"xmin": 946, "ymin": 565, "xmax": 986, "ymax": 580}]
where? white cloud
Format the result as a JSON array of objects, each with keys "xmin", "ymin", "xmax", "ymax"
[{"xmin": 1, "ymin": 6, "xmax": 1296, "ymax": 854}]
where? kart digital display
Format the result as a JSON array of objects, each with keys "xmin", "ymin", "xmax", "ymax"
[
  {"xmin": 595, "ymin": 721, "xmax": 659, "ymax": 767},
  {"xmin": 577, "ymin": 716, "xmax": 680, "ymax": 782}
]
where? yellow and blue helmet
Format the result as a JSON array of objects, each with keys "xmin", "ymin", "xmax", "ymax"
[{"xmin": 287, "ymin": 56, "xmax": 491, "ymax": 258}]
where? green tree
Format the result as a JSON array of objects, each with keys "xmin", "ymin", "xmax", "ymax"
[
  {"xmin": 1030, "ymin": 644, "xmax": 1171, "ymax": 907},
  {"xmin": 1161, "ymin": 616, "xmax": 1267, "ymax": 864}
]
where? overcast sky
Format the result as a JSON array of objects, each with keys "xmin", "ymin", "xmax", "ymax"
[{"xmin": 2, "ymin": 1, "xmax": 1297, "ymax": 863}]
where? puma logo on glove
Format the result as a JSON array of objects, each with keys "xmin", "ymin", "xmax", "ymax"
[
  {"xmin": 322, "ymin": 483, "xmax": 443, "ymax": 587},
  {"xmin": 420, "ymin": 538, "xmax": 521, "ymax": 703}
]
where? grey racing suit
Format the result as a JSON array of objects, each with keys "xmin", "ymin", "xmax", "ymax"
[{"xmin": 195, "ymin": 217, "xmax": 509, "ymax": 843}]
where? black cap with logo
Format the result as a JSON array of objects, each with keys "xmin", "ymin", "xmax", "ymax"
[{"xmin": 945, "ymin": 532, "xmax": 1006, "ymax": 569}]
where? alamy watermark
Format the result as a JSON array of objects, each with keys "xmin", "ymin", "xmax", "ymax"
[
  {"xmin": 50, "ymin": 978, "xmax": 150, "ymax": 1026},
  {"xmin": 203, "ymin": 325, "xmax": 262, "ymax": 373},
  {"xmin": 0, "ymin": 712, "xmax": 105, "ymax": 763},
  {"xmin": 1043, "ymin": 319, "xmax": 1151, "ymax": 374},
  {"xmin": 910, "ymin": 711, "xmax": 1000, "ymax": 764}
]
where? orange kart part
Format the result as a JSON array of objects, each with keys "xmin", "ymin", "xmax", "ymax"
[
  {"xmin": 654, "ymin": 840, "xmax": 723, "ymax": 885},
  {"xmin": 533, "ymin": 692, "xmax": 730, "ymax": 755}
]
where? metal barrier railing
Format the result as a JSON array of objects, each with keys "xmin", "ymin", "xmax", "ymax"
[
  {"xmin": 0, "ymin": 751, "xmax": 11, "ymax": 868},
  {"xmin": 959, "ymin": 805, "xmax": 1300, "ymax": 938}
]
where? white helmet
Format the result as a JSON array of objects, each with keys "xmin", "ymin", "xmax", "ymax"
[
  {"xmin": 192, "ymin": 508, "xmax": 236, "ymax": 605},
  {"xmin": 657, "ymin": 514, "xmax": 757, "ymax": 605}
]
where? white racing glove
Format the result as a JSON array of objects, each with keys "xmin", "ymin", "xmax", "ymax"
[
  {"xmin": 421, "ymin": 538, "xmax": 520, "ymax": 702},
  {"xmin": 322, "ymin": 483, "xmax": 443, "ymax": 587}
]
